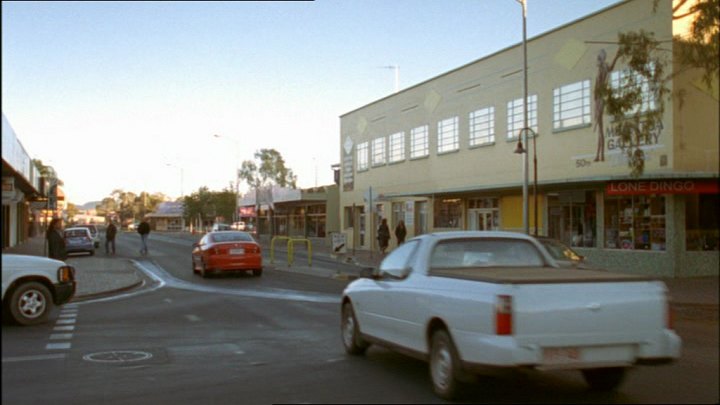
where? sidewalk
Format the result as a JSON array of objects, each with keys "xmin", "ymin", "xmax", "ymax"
[{"xmin": 3, "ymin": 233, "xmax": 717, "ymax": 317}]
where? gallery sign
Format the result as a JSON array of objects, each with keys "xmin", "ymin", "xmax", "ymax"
[{"xmin": 606, "ymin": 180, "xmax": 719, "ymax": 195}]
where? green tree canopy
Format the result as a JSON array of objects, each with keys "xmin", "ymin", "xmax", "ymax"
[{"xmin": 239, "ymin": 148, "xmax": 297, "ymax": 189}]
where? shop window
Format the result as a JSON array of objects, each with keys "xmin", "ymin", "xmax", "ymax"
[
  {"xmin": 605, "ymin": 195, "xmax": 665, "ymax": 250},
  {"xmin": 686, "ymin": 194, "xmax": 719, "ymax": 251},
  {"xmin": 548, "ymin": 190, "xmax": 597, "ymax": 247},
  {"xmin": 391, "ymin": 202, "xmax": 405, "ymax": 229},
  {"xmin": 434, "ymin": 198, "xmax": 462, "ymax": 229}
]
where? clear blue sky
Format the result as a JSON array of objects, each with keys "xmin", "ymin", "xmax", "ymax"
[{"xmin": 2, "ymin": 0, "xmax": 619, "ymax": 205}]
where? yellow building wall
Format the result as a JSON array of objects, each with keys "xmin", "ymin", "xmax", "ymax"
[{"xmin": 501, "ymin": 195, "xmax": 544, "ymax": 232}]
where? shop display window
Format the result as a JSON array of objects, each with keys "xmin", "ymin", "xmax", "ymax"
[
  {"xmin": 605, "ymin": 195, "xmax": 666, "ymax": 250},
  {"xmin": 548, "ymin": 190, "xmax": 596, "ymax": 248},
  {"xmin": 685, "ymin": 194, "xmax": 719, "ymax": 251},
  {"xmin": 434, "ymin": 198, "xmax": 462, "ymax": 229}
]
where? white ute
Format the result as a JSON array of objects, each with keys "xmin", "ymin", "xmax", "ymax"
[
  {"xmin": 2, "ymin": 254, "xmax": 76, "ymax": 325},
  {"xmin": 341, "ymin": 231, "xmax": 681, "ymax": 399}
]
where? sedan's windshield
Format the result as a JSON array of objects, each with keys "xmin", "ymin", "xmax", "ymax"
[{"xmin": 430, "ymin": 238, "xmax": 544, "ymax": 268}]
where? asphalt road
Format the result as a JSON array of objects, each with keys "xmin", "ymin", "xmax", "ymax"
[{"xmin": 2, "ymin": 235, "xmax": 718, "ymax": 404}]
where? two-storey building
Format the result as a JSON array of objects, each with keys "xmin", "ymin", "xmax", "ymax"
[{"xmin": 338, "ymin": 0, "xmax": 718, "ymax": 277}]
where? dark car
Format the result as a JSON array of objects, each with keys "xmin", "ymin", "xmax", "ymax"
[{"xmin": 63, "ymin": 227, "xmax": 95, "ymax": 256}]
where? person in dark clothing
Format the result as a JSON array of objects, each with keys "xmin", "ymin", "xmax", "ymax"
[
  {"xmin": 377, "ymin": 218, "xmax": 390, "ymax": 254},
  {"xmin": 137, "ymin": 219, "xmax": 151, "ymax": 256},
  {"xmin": 105, "ymin": 221, "xmax": 118, "ymax": 255},
  {"xmin": 395, "ymin": 220, "xmax": 407, "ymax": 245},
  {"xmin": 46, "ymin": 217, "xmax": 67, "ymax": 261}
]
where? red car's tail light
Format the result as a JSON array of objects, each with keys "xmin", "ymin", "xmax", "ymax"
[{"xmin": 495, "ymin": 295, "xmax": 513, "ymax": 335}]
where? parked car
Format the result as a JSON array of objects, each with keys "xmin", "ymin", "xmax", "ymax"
[
  {"xmin": 191, "ymin": 231, "xmax": 262, "ymax": 277},
  {"xmin": 536, "ymin": 236, "xmax": 593, "ymax": 269},
  {"xmin": 63, "ymin": 227, "xmax": 95, "ymax": 256},
  {"xmin": 1, "ymin": 254, "xmax": 76, "ymax": 325},
  {"xmin": 211, "ymin": 223, "xmax": 232, "ymax": 232},
  {"xmin": 73, "ymin": 224, "xmax": 100, "ymax": 248},
  {"xmin": 341, "ymin": 231, "xmax": 680, "ymax": 399}
]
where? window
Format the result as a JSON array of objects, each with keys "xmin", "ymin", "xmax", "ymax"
[
  {"xmin": 610, "ymin": 64, "xmax": 659, "ymax": 114},
  {"xmin": 553, "ymin": 80, "xmax": 591, "ymax": 130},
  {"xmin": 372, "ymin": 137, "xmax": 386, "ymax": 166},
  {"xmin": 389, "ymin": 131, "xmax": 405, "ymax": 163},
  {"xmin": 433, "ymin": 198, "xmax": 462, "ymax": 229},
  {"xmin": 469, "ymin": 106, "xmax": 495, "ymax": 146},
  {"xmin": 410, "ymin": 125, "xmax": 429, "ymax": 159},
  {"xmin": 507, "ymin": 95, "xmax": 537, "ymax": 140},
  {"xmin": 686, "ymin": 194, "xmax": 719, "ymax": 251},
  {"xmin": 437, "ymin": 116, "xmax": 459, "ymax": 153},
  {"xmin": 604, "ymin": 195, "xmax": 665, "ymax": 250},
  {"xmin": 548, "ymin": 190, "xmax": 597, "ymax": 248},
  {"xmin": 356, "ymin": 142, "xmax": 369, "ymax": 171}
]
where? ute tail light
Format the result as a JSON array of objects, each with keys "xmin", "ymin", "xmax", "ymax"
[
  {"xmin": 495, "ymin": 295, "xmax": 513, "ymax": 335},
  {"xmin": 666, "ymin": 292, "xmax": 675, "ymax": 330}
]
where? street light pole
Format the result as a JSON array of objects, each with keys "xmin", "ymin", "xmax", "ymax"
[
  {"xmin": 518, "ymin": 0, "xmax": 530, "ymax": 235},
  {"xmin": 213, "ymin": 134, "xmax": 240, "ymax": 224}
]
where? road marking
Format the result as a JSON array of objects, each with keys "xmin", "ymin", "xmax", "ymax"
[
  {"xmin": 56, "ymin": 318, "xmax": 76, "ymax": 324},
  {"xmin": 2, "ymin": 354, "xmax": 67, "ymax": 363},
  {"xmin": 58, "ymin": 313, "xmax": 77, "ymax": 318},
  {"xmin": 185, "ymin": 314, "xmax": 201, "ymax": 322},
  {"xmin": 54, "ymin": 325, "xmax": 75, "ymax": 331},
  {"xmin": 49, "ymin": 333, "xmax": 73, "ymax": 340},
  {"xmin": 46, "ymin": 343, "xmax": 72, "ymax": 350}
]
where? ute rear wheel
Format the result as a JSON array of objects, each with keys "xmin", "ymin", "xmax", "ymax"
[
  {"xmin": 582, "ymin": 367, "xmax": 627, "ymax": 391},
  {"xmin": 430, "ymin": 329, "xmax": 466, "ymax": 400}
]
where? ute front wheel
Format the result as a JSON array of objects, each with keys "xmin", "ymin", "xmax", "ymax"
[{"xmin": 8, "ymin": 282, "xmax": 52, "ymax": 326}]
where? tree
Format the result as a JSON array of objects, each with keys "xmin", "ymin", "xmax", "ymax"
[
  {"xmin": 668, "ymin": 0, "xmax": 719, "ymax": 87},
  {"xmin": 182, "ymin": 187, "xmax": 235, "ymax": 228},
  {"xmin": 238, "ymin": 148, "xmax": 297, "ymax": 190},
  {"xmin": 595, "ymin": 0, "xmax": 718, "ymax": 177},
  {"xmin": 65, "ymin": 203, "xmax": 79, "ymax": 221}
]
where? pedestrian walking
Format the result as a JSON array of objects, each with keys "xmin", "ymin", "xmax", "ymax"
[
  {"xmin": 137, "ymin": 218, "xmax": 151, "ymax": 256},
  {"xmin": 105, "ymin": 221, "xmax": 118, "ymax": 255},
  {"xmin": 46, "ymin": 217, "xmax": 67, "ymax": 261},
  {"xmin": 395, "ymin": 220, "xmax": 407, "ymax": 245},
  {"xmin": 377, "ymin": 218, "xmax": 390, "ymax": 254}
]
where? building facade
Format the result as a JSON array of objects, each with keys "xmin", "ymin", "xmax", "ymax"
[
  {"xmin": 338, "ymin": 0, "xmax": 719, "ymax": 277},
  {"xmin": 2, "ymin": 113, "xmax": 48, "ymax": 248}
]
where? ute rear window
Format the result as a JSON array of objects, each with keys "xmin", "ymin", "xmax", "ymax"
[{"xmin": 431, "ymin": 238, "xmax": 544, "ymax": 269}]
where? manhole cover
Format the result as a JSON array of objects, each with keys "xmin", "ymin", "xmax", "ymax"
[{"xmin": 83, "ymin": 351, "xmax": 153, "ymax": 363}]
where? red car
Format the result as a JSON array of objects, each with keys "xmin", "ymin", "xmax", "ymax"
[{"xmin": 191, "ymin": 231, "xmax": 262, "ymax": 277}]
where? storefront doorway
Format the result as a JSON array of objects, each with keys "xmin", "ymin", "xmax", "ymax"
[{"xmin": 468, "ymin": 209, "xmax": 499, "ymax": 231}]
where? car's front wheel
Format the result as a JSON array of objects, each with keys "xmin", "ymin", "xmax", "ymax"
[
  {"xmin": 430, "ymin": 329, "xmax": 465, "ymax": 400},
  {"xmin": 582, "ymin": 367, "xmax": 627, "ymax": 391},
  {"xmin": 341, "ymin": 302, "xmax": 369, "ymax": 355},
  {"xmin": 8, "ymin": 282, "xmax": 52, "ymax": 326}
]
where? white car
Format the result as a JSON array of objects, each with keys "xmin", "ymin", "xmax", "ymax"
[
  {"xmin": 2, "ymin": 254, "xmax": 76, "ymax": 325},
  {"xmin": 73, "ymin": 224, "xmax": 100, "ymax": 248},
  {"xmin": 341, "ymin": 231, "xmax": 681, "ymax": 399}
]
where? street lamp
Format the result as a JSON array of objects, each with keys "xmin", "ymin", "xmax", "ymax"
[{"xmin": 212, "ymin": 134, "xmax": 240, "ymax": 223}]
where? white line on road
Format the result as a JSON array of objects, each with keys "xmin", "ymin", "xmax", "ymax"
[{"xmin": 2, "ymin": 354, "xmax": 67, "ymax": 363}]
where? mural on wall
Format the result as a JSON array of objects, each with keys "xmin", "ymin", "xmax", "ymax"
[{"xmin": 593, "ymin": 49, "xmax": 620, "ymax": 162}]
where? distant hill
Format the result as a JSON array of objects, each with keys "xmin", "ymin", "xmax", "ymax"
[{"xmin": 78, "ymin": 201, "xmax": 101, "ymax": 211}]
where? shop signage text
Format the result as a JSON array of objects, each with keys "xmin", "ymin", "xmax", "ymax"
[{"xmin": 606, "ymin": 180, "xmax": 719, "ymax": 195}]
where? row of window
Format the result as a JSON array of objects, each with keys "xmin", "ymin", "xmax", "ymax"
[{"xmin": 356, "ymin": 67, "xmax": 657, "ymax": 171}]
